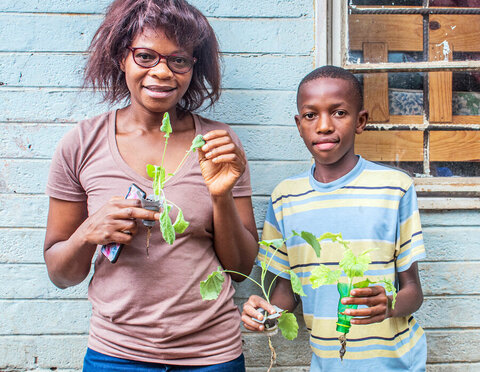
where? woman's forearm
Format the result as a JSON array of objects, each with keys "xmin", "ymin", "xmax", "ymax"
[
  {"xmin": 211, "ymin": 193, "xmax": 258, "ymax": 279},
  {"xmin": 44, "ymin": 224, "xmax": 97, "ymax": 289}
]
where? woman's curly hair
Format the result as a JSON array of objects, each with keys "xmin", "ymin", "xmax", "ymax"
[{"xmin": 84, "ymin": 0, "xmax": 221, "ymax": 112}]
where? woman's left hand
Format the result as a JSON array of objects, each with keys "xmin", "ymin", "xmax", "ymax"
[{"xmin": 198, "ymin": 130, "xmax": 246, "ymax": 196}]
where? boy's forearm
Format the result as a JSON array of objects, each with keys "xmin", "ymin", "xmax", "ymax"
[
  {"xmin": 389, "ymin": 263, "xmax": 424, "ymax": 318},
  {"xmin": 388, "ymin": 284, "xmax": 423, "ymax": 318},
  {"xmin": 269, "ymin": 276, "xmax": 299, "ymax": 312}
]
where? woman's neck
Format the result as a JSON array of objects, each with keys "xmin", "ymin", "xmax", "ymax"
[{"xmin": 117, "ymin": 105, "xmax": 192, "ymax": 134}]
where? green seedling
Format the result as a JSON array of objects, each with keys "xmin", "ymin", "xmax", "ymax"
[
  {"xmin": 146, "ymin": 112, "xmax": 205, "ymax": 245},
  {"xmin": 200, "ymin": 230, "xmax": 341, "ymax": 371},
  {"xmin": 308, "ymin": 233, "xmax": 397, "ymax": 360}
]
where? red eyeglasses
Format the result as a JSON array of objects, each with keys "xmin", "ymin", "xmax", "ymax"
[{"xmin": 128, "ymin": 47, "xmax": 197, "ymax": 74}]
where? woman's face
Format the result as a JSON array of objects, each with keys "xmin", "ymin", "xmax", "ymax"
[{"xmin": 121, "ymin": 28, "xmax": 194, "ymax": 115}]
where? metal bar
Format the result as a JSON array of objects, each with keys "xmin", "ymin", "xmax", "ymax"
[
  {"xmin": 365, "ymin": 124, "xmax": 480, "ymax": 130},
  {"xmin": 345, "ymin": 61, "xmax": 480, "ymax": 73},
  {"xmin": 350, "ymin": 6, "xmax": 480, "ymax": 15}
]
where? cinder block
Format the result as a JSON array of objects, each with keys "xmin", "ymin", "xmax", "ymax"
[
  {"xmin": 0, "ymin": 228, "xmax": 46, "ymax": 263},
  {"xmin": 416, "ymin": 296, "xmax": 480, "ymax": 328},
  {"xmin": 423, "ymin": 226, "xmax": 480, "ymax": 261},
  {"xmin": 249, "ymin": 161, "xmax": 311, "ymax": 196},
  {"xmin": 0, "ymin": 195, "xmax": 48, "ymax": 227},
  {"xmin": 419, "ymin": 262, "xmax": 480, "ymax": 296},
  {"xmin": 192, "ymin": 0, "xmax": 313, "ymax": 18},
  {"xmin": 0, "ymin": 300, "xmax": 91, "ymax": 334},
  {"xmin": 233, "ymin": 126, "xmax": 310, "ymax": 161},
  {"xmin": 0, "ymin": 123, "xmax": 71, "ymax": 158},
  {"xmin": 0, "ymin": 264, "xmax": 90, "ymax": 299},
  {"xmin": 426, "ymin": 330, "xmax": 480, "ymax": 363},
  {"xmin": 0, "ymin": 335, "xmax": 87, "ymax": 369},
  {"xmin": 0, "ymin": 0, "xmax": 111, "ymax": 13},
  {"xmin": 0, "ymin": 159, "xmax": 50, "ymax": 194}
]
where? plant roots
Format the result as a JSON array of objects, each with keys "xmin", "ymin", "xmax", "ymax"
[
  {"xmin": 339, "ymin": 333, "xmax": 347, "ymax": 361},
  {"xmin": 267, "ymin": 336, "xmax": 277, "ymax": 372}
]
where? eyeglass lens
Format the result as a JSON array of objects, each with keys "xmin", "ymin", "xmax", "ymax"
[{"xmin": 131, "ymin": 48, "xmax": 194, "ymax": 73}]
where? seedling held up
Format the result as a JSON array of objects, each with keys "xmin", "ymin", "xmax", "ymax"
[{"xmin": 145, "ymin": 112, "xmax": 205, "ymax": 246}]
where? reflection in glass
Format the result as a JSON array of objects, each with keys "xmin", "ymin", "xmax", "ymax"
[
  {"xmin": 355, "ymin": 73, "xmax": 425, "ymax": 116},
  {"xmin": 431, "ymin": 162, "xmax": 480, "ymax": 177},
  {"xmin": 453, "ymin": 72, "xmax": 480, "ymax": 115},
  {"xmin": 377, "ymin": 162, "xmax": 424, "ymax": 177},
  {"xmin": 429, "ymin": 0, "xmax": 480, "ymax": 7},
  {"xmin": 347, "ymin": 51, "xmax": 425, "ymax": 64},
  {"xmin": 350, "ymin": 0, "xmax": 422, "ymax": 5}
]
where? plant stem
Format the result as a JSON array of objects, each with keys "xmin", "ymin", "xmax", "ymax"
[
  {"xmin": 222, "ymin": 269, "xmax": 269, "ymax": 302},
  {"xmin": 266, "ymin": 269, "xmax": 289, "ymax": 300},
  {"xmin": 164, "ymin": 149, "xmax": 192, "ymax": 185}
]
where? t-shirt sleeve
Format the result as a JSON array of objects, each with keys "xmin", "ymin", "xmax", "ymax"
[
  {"xmin": 231, "ymin": 134, "xmax": 252, "ymax": 198},
  {"xmin": 257, "ymin": 196, "xmax": 291, "ymax": 280},
  {"xmin": 395, "ymin": 183, "xmax": 426, "ymax": 272},
  {"xmin": 45, "ymin": 126, "xmax": 87, "ymax": 202}
]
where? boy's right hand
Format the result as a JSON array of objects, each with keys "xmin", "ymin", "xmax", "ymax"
[{"xmin": 241, "ymin": 295, "xmax": 277, "ymax": 332}]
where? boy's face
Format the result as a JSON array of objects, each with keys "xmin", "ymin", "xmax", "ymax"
[{"xmin": 295, "ymin": 77, "xmax": 368, "ymax": 177}]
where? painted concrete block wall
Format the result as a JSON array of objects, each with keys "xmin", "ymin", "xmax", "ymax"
[{"xmin": 0, "ymin": 1, "xmax": 479, "ymax": 371}]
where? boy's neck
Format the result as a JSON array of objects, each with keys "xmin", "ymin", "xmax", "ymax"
[{"xmin": 313, "ymin": 155, "xmax": 360, "ymax": 184}]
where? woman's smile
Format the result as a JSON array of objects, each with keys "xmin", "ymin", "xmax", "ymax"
[{"xmin": 143, "ymin": 84, "xmax": 177, "ymax": 98}]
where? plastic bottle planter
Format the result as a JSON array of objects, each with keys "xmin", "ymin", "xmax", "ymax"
[{"xmin": 336, "ymin": 282, "xmax": 358, "ymax": 334}]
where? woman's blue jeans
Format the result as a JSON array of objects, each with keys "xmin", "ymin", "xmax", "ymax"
[{"xmin": 83, "ymin": 348, "xmax": 245, "ymax": 372}]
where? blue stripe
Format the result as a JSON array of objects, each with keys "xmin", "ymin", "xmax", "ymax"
[
  {"xmin": 272, "ymin": 189, "xmax": 315, "ymax": 205},
  {"xmin": 258, "ymin": 246, "xmax": 290, "ymax": 267},
  {"xmin": 399, "ymin": 231, "xmax": 422, "ymax": 248},
  {"xmin": 291, "ymin": 259, "xmax": 395, "ymax": 270},
  {"xmin": 279, "ymin": 208, "xmax": 399, "ymax": 242},
  {"xmin": 397, "ymin": 239, "xmax": 424, "ymax": 261}
]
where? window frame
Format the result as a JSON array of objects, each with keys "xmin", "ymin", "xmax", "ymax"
[{"xmin": 315, "ymin": 0, "xmax": 480, "ymax": 208}]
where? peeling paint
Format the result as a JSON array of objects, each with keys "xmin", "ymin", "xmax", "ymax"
[{"xmin": 436, "ymin": 40, "xmax": 451, "ymax": 62}]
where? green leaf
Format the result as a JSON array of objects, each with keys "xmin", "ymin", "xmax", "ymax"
[
  {"xmin": 288, "ymin": 270, "xmax": 306, "ymax": 297},
  {"xmin": 160, "ymin": 205, "xmax": 175, "ymax": 245},
  {"xmin": 277, "ymin": 312, "xmax": 298, "ymax": 340},
  {"xmin": 292, "ymin": 230, "xmax": 322, "ymax": 257},
  {"xmin": 353, "ymin": 278, "xmax": 376, "ymax": 288},
  {"xmin": 190, "ymin": 134, "xmax": 206, "ymax": 152},
  {"xmin": 259, "ymin": 238, "xmax": 285, "ymax": 250},
  {"xmin": 310, "ymin": 265, "xmax": 341, "ymax": 289},
  {"xmin": 200, "ymin": 267, "xmax": 225, "ymax": 300},
  {"xmin": 379, "ymin": 278, "xmax": 397, "ymax": 309},
  {"xmin": 146, "ymin": 164, "xmax": 156, "ymax": 178},
  {"xmin": 160, "ymin": 112, "xmax": 172, "ymax": 138},
  {"xmin": 339, "ymin": 247, "xmax": 373, "ymax": 280},
  {"xmin": 173, "ymin": 209, "xmax": 189, "ymax": 234}
]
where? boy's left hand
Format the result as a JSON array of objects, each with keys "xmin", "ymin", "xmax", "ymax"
[
  {"xmin": 341, "ymin": 285, "xmax": 392, "ymax": 324},
  {"xmin": 198, "ymin": 130, "xmax": 246, "ymax": 197}
]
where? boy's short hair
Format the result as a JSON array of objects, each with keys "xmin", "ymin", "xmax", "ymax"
[
  {"xmin": 84, "ymin": 0, "xmax": 221, "ymax": 112},
  {"xmin": 297, "ymin": 65, "xmax": 364, "ymax": 111}
]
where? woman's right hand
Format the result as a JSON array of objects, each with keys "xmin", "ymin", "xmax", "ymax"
[
  {"xmin": 241, "ymin": 295, "xmax": 277, "ymax": 332},
  {"xmin": 81, "ymin": 197, "xmax": 159, "ymax": 246}
]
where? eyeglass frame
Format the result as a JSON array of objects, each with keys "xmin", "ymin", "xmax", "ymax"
[{"xmin": 127, "ymin": 47, "xmax": 197, "ymax": 74}]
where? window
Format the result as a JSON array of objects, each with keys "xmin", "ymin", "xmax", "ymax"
[{"xmin": 321, "ymin": 1, "xmax": 480, "ymax": 202}]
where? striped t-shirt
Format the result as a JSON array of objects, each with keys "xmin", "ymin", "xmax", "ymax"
[{"xmin": 259, "ymin": 156, "xmax": 427, "ymax": 371}]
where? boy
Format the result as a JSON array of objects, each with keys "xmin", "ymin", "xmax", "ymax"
[{"xmin": 242, "ymin": 66, "xmax": 427, "ymax": 371}]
